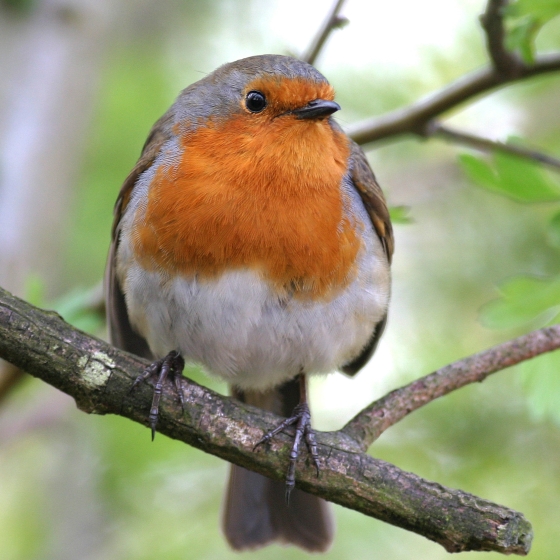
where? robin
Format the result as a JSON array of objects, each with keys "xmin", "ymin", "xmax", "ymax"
[{"xmin": 105, "ymin": 54, "xmax": 393, "ymax": 552}]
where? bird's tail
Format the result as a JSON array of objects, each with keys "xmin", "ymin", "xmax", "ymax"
[{"xmin": 222, "ymin": 378, "xmax": 334, "ymax": 552}]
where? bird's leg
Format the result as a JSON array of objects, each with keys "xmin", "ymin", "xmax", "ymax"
[
  {"xmin": 129, "ymin": 350, "xmax": 185, "ymax": 440},
  {"xmin": 254, "ymin": 373, "xmax": 320, "ymax": 504}
]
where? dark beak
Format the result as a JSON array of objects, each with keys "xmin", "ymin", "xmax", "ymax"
[{"xmin": 291, "ymin": 99, "xmax": 341, "ymax": 120}]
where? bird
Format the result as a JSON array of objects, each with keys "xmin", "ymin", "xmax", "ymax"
[{"xmin": 105, "ymin": 54, "xmax": 393, "ymax": 552}]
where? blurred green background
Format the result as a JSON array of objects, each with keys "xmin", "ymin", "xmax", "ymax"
[{"xmin": 1, "ymin": 0, "xmax": 560, "ymax": 558}]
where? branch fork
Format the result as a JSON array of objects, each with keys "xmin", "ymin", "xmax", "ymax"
[
  {"xmin": 0, "ymin": 286, "xmax": 550, "ymax": 555},
  {"xmin": 2, "ymin": 1, "xmax": 560, "ymax": 554},
  {"xmin": 345, "ymin": 0, "xmax": 560, "ymax": 171},
  {"xmin": 480, "ymin": 0, "xmax": 525, "ymax": 78}
]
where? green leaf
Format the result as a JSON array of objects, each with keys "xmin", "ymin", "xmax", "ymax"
[
  {"xmin": 52, "ymin": 286, "xmax": 104, "ymax": 334},
  {"xmin": 510, "ymin": 0, "xmax": 560, "ymax": 21},
  {"xmin": 22, "ymin": 278, "xmax": 103, "ymax": 334},
  {"xmin": 458, "ymin": 152, "xmax": 560, "ymax": 203},
  {"xmin": 458, "ymin": 154, "xmax": 498, "ymax": 190},
  {"xmin": 389, "ymin": 205, "xmax": 413, "ymax": 224},
  {"xmin": 480, "ymin": 275, "xmax": 560, "ymax": 329},
  {"xmin": 505, "ymin": 16, "xmax": 539, "ymax": 63},
  {"xmin": 504, "ymin": 0, "xmax": 560, "ymax": 62}
]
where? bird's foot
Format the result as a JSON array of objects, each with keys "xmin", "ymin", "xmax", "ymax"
[
  {"xmin": 254, "ymin": 401, "xmax": 320, "ymax": 504},
  {"xmin": 129, "ymin": 350, "xmax": 185, "ymax": 440}
]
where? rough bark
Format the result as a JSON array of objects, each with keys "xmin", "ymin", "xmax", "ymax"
[
  {"xmin": 343, "ymin": 325, "xmax": 560, "ymax": 449},
  {"xmin": 0, "ymin": 285, "xmax": 533, "ymax": 555}
]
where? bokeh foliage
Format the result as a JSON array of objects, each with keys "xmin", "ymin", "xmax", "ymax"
[{"xmin": 1, "ymin": 1, "xmax": 560, "ymax": 559}]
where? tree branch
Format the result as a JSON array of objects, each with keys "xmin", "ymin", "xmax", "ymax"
[
  {"xmin": 347, "ymin": 53, "xmax": 560, "ymax": 146},
  {"xmin": 343, "ymin": 325, "xmax": 560, "ymax": 449},
  {"xmin": 480, "ymin": 0, "xmax": 524, "ymax": 77},
  {"xmin": 427, "ymin": 122, "xmax": 560, "ymax": 171},
  {"xmin": 301, "ymin": 0, "xmax": 349, "ymax": 65},
  {"xmin": 0, "ymin": 284, "xmax": 533, "ymax": 555}
]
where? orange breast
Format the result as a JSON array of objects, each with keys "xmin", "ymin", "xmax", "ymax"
[{"xmin": 132, "ymin": 113, "xmax": 361, "ymax": 299}]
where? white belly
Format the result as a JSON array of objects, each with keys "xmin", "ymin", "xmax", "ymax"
[{"xmin": 117, "ymin": 182, "xmax": 390, "ymax": 389}]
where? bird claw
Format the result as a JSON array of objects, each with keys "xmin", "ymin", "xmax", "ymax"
[
  {"xmin": 129, "ymin": 350, "xmax": 185, "ymax": 440},
  {"xmin": 254, "ymin": 402, "xmax": 320, "ymax": 505}
]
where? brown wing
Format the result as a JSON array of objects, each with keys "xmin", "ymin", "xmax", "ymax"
[
  {"xmin": 348, "ymin": 141, "xmax": 394, "ymax": 263},
  {"xmin": 105, "ymin": 112, "xmax": 174, "ymax": 358},
  {"xmin": 341, "ymin": 141, "xmax": 393, "ymax": 376}
]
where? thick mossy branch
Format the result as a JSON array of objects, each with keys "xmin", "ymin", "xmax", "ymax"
[{"xmin": 0, "ymin": 286, "xmax": 532, "ymax": 555}]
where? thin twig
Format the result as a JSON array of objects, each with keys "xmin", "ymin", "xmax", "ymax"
[
  {"xmin": 0, "ymin": 285, "xmax": 534, "ymax": 554},
  {"xmin": 480, "ymin": 0, "xmax": 524, "ymax": 77},
  {"xmin": 347, "ymin": 53, "xmax": 560, "ymax": 146},
  {"xmin": 427, "ymin": 122, "xmax": 560, "ymax": 171},
  {"xmin": 343, "ymin": 325, "xmax": 560, "ymax": 450},
  {"xmin": 301, "ymin": 0, "xmax": 349, "ymax": 65}
]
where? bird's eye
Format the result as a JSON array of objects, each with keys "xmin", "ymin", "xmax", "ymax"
[{"xmin": 245, "ymin": 91, "xmax": 267, "ymax": 113}]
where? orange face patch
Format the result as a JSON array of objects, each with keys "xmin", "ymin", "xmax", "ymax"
[
  {"xmin": 242, "ymin": 76, "xmax": 335, "ymax": 117},
  {"xmin": 133, "ymin": 84, "xmax": 361, "ymax": 300}
]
